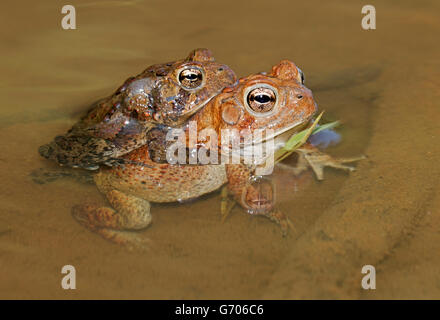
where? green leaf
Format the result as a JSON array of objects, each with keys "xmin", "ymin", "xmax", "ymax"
[{"xmin": 274, "ymin": 112, "xmax": 340, "ymax": 164}]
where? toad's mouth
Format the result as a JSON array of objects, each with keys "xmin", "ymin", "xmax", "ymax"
[
  {"xmin": 254, "ymin": 120, "xmax": 310, "ymax": 145},
  {"xmin": 180, "ymin": 95, "xmax": 212, "ymax": 119},
  {"xmin": 221, "ymin": 120, "xmax": 311, "ymax": 163}
]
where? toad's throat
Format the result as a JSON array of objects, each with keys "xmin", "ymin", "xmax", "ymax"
[{"xmin": 220, "ymin": 121, "xmax": 311, "ymax": 164}]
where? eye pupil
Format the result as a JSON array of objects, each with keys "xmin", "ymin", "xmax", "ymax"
[
  {"xmin": 178, "ymin": 68, "xmax": 203, "ymax": 89},
  {"xmin": 185, "ymin": 73, "xmax": 199, "ymax": 81},
  {"xmin": 246, "ymin": 87, "xmax": 277, "ymax": 113},
  {"xmin": 254, "ymin": 94, "xmax": 271, "ymax": 104}
]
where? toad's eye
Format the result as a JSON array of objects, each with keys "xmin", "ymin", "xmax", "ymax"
[
  {"xmin": 178, "ymin": 67, "xmax": 203, "ymax": 89},
  {"xmin": 246, "ymin": 87, "xmax": 277, "ymax": 113}
]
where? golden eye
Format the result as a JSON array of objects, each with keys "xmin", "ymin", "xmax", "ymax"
[
  {"xmin": 178, "ymin": 67, "xmax": 203, "ymax": 89},
  {"xmin": 246, "ymin": 87, "xmax": 277, "ymax": 113}
]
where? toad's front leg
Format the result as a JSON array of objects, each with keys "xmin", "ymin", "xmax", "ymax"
[
  {"xmin": 277, "ymin": 142, "xmax": 365, "ymax": 180},
  {"xmin": 226, "ymin": 164, "xmax": 293, "ymax": 236},
  {"xmin": 72, "ymin": 189, "xmax": 152, "ymax": 251}
]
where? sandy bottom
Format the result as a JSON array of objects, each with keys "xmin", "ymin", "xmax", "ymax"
[{"xmin": 0, "ymin": 0, "xmax": 439, "ymax": 299}]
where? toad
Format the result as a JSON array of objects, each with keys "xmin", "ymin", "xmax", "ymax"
[
  {"xmin": 71, "ymin": 60, "xmax": 362, "ymax": 249},
  {"xmin": 38, "ymin": 48, "xmax": 236, "ymax": 170}
]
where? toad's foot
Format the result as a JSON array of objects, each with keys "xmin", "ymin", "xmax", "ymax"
[
  {"xmin": 30, "ymin": 167, "xmax": 94, "ymax": 185},
  {"xmin": 38, "ymin": 136, "xmax": 125, "ymax": 170},
  {"xmin": 72, "ymin": 189, "xmax": 152, "ymax": 251},
  {"xmin": 241, "ymin": 176, "xmax": 293, "ymax": 236},
  {"xmin": 226, "ymin": 165, "xmax": 294, "ymax": 236},
  {"xmin": 220, "ymin": 185, "xmax": 236, "ymax": 223},
  {"xmin": 277, "ymin": 144, "xmax": 365, "ymax": 181},
  {"xmin": 264, "ymin": 209, "xmax": 294, "ymax": 237}
]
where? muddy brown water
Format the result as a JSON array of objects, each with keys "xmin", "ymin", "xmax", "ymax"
[{"xmin": 0, "ymin": 0, "xmax": 439, "ymax": 299}]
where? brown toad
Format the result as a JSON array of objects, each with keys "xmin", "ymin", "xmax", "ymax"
[
  {"xmin": 38, "ymin": 48, "xmax": 236, "ymax": 170},
  {"xmin": 71, "ymin": 60, "xmax": 362, "ymax": 249}
]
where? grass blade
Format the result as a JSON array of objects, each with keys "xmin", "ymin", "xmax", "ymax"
[{"xmin": 274, "ymin": 112, "xmax": 340, "ymax": 164}]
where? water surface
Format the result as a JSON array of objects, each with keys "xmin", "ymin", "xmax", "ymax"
[{"xmin": 1, "ymin": 0, "xmax": 439, "ymax": 299}]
